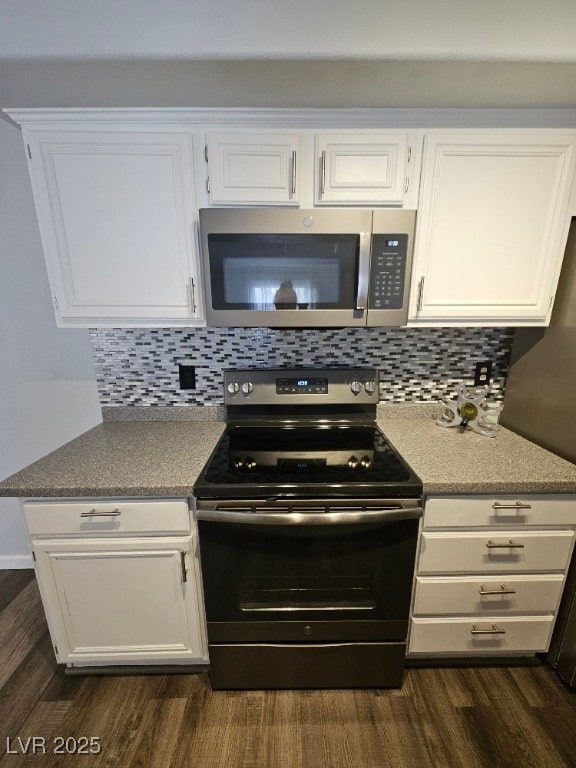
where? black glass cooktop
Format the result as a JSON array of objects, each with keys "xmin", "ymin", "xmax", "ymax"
[{"xmin": 194, "ymin": 423, "xmax": 422, "ymax": 499}]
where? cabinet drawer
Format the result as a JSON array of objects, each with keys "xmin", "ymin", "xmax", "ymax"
[
  {"xmin": 409, "ymin": 615, "xmax": 554, "ymax": 655},
  {"xmin": 418, "ymin": 530, "xmax": 575, "ymax": 574},
  {"xmin": 424, "ymin": 495, "xmax": 576, "ymax": 529},
  {"xmin": 22, "ymin": 500, "xmax": 191, "ymax": 536},
  {"xmin": 413, "ymin": 574, "xmax": 565, "ymax": 615}
]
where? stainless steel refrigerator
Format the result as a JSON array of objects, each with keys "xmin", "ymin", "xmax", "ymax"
[{"xmin": 500, "ymin": 218, "xmax": 576, "ymax": 685}]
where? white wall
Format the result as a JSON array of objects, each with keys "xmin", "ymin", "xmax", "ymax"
[
  {"xmin": 3, "ymin": 60, "xmax": 576, "ymax": 110},
  {"xmin": 0, "ymin": 118, "xmax": 102, "ymax": 568},
  {"xmin": 1, "ymin": 0, "xmax": 576, "ymax": 62}
]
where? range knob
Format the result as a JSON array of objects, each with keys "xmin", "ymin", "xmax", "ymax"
[
  {"xmin": 364, "ymin": 380, "xmax": 376, "ymax": 395},
  {"xmin": 241, "ymin": 382, "xmax": 254, "ymax": 396},
  {"xmin": 350, "ymin": 381, "xmax": 362, "ymax": 395},
  {"xmin": 245, "ymin": 457, "xmax": 257, "ymax": 470},
  {"xmin": 360, "ymin": 455, "xmax": 372, "ymax": 468},
  {"xmin": 232, "ymin": 457, "xmax": 244, "ymax": 469},
  {"xmin": 348, "ymin": 455, "xmax": 359, "ymax": 469},
  {"xmin": 227, "ymin": 381, "xmax": 240, "ymax": 395}
]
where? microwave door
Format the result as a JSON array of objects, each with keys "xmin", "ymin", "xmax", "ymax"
[{"xmin": 200, "ymin": 209, "xmax": 372, "ymax": 328}]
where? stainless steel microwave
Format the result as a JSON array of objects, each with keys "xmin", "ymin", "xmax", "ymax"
[{"xmin": 199, "ymin": 208, "xmax": 416, "ymax": 328}]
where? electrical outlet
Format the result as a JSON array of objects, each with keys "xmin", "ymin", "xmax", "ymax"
[
  {"xmin": 474, "ymin": 360, "xmax": 492, "ymax": 387},
  {"xmin": 178, "ymin": 364, "xmax": 196, "ymax": 390}
]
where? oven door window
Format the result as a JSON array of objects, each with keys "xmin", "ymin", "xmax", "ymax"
[
  {"xmin": 207, "ymin": 233, "xmax": 359, "ymax": 310},
  {"xmin": 199, "ymin": 519, "xmax": 417, "ymax": 623}
]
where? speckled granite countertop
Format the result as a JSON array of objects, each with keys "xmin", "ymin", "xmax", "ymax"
[
  {"xmin": 376, "ymin": 404, "xmax": 576, "ymax": 495},
  {"xmin": 0, "ymin": 420, "xmax": 225, "ymax": 498},
  {"xmin": 1, "ymin": 405, "xmax": 575, "ymax": 499}
]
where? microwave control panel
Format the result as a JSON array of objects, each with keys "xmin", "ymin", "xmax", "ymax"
[{"xmin": 369, "ymin": 235, "xmax": 408, "ymax": 310}]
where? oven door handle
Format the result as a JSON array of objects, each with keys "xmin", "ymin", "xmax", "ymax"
[{"xmin": 196, "ymin": 506, "xmax": 422, "ymax": 526}]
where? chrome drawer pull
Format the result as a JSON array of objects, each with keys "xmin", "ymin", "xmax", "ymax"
[
  {"xmin": 471, "ymin": 624, "xmax": 506, "ymax": 635},
  {"xmin": 479, "ymin": 584, "xmax": 516, "ymax": 596},
  {"xmin": 486, "ymin": 539, "xmax": 525, "ymax": 549},
  {"xmin": 80, "ymin": 508, "xmax": 121, "ymax": 518},
  {"xmin": 492, "ymin": 501, "xmax": 532, "ymax": 510}
]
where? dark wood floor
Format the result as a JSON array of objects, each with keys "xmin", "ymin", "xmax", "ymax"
[{"xmin": 1, "ymin": 570, "xmax": 576, "ymax": 768}]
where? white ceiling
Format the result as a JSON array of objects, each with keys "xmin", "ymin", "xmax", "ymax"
[
  {"xmin": 1, "ymin": 1, "xmax": 576, "ymax": 109},
  {"xmin": 2, "ymin": 0, "xmax": 576, "ymax": 62}
]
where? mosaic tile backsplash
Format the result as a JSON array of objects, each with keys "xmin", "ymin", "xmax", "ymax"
[{"xmin": 90, "ymin": 327, "xmax": 514, "ymax": 407}]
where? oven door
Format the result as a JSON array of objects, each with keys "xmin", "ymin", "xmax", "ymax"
[
  {"xmin": 199, "ymin": 208, "xmax": 372, "ymax": 327},
  {"xmin": 196, "ymin": 500, "xmax": 422, "ymax": 643}
]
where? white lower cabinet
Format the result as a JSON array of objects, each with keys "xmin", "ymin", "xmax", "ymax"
[
  {"xmin": 408, "ymin": 494, "xmax": 576, "ymax": 657},
  {"xmin": 410, "ymin": 616, "xmax": 555, "ymax": 655},
  {"xmin": 413, "ymin": 574, "xmax": 565, "ymax": 615},
  {"xmin": 418, "ymin": 530, "xmax": 575, "ymax": 574},
  {"xmin": 22, "ymin": 498, "xmax": 208, "ymax": 667}
]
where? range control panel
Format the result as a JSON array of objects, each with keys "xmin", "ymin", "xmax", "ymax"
[
  {"xmin": 276, "ymin": 377, "xmax": 329, "ymax": 395},
  {"xmin": 224, "ymin": 368, "xmax": 379, "ymax": 406},
  {"xmin": 369, "ymin": 234, "xmax": 408, "ymax": 310}
]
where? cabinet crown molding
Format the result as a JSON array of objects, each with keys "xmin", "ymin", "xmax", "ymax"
[{"xmin": 6, "ymin": 107, "xmax": 576, "ymax": 129}]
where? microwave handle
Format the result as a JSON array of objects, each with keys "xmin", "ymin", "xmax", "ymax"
[{"xmin": 356, "ymin": 231, "xmax": 371, "ymax": 310}]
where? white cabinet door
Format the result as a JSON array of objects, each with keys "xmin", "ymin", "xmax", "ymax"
[
  {"xmin": 206, "ymin": 132, "xmax": 300, "ymax": 205},
  {"xmin": 24, "ymin": 129, "xmax": 201, "ymax": 327},
  {"xmin": 33, "ymin": 536, "xmax": 207, "ymax": 665},
  {"xmin": 410, "ymin": 131, "xmax": 576, "ymax": 325},
  {"xmin": 315, "ymin": 132, "xmax": 410, "ymax": 205}
]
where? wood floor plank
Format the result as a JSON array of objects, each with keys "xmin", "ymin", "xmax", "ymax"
[
  {"xmin": 0, "ymin": 569, "xmax": 34, "ymax": 615},
  {"xmin": 59, "ymin": 675, "xmax": 164, "ymax": 766},
  {"xmin": 298, "ymin": 690, "xmax": 360, "ymax": 768},
  {"xmin": 350, "ymin": 691, "xmax": 407, "ymax": 767},
  {"xmin": 259, "ymin": 692, "xmax": 304, "ymax": 768},
  {"xmin": 0, "ymin": 570, "xmax": 11, "ymax": 588},
  {"xmin": 168, "ymin": 675, "xmax": 214, "ymax": 768},
  {"xmin": 125, "ymin": 696, "xmax": 189, "ymax": 768},
  {"xmin": 533, "ymin": 704, "xmax": 576, "ymax": 767},
  {"xmin": 0, "ymin": 578, "xmax": 48, "ymax": 689},
  {"xmin": 0, "ymin": 631, "xmax": 59, "ymax": 759},
  {"xmin": 401, "ymin": 670, "xmax": 485, "ymax": 768},
  {"xmin": 506, "ymin": 664, "xmax": 576, "ymax": 708},
  {"xmin": 377, "ymin": 696, "xmax": 436, "ymax": 768},
  {"xmin": 460, "ymin": 703, "xmax": 568, "ymax": 768},
  {"xmin": 39, "ymin": 667, "xmax": 87, "ymax": 704},
  {"xmin": 189, "ymin": 690, "xmax": 267, "ymax": 768},
  {"xmin": 0, "ymin": 700, "xmax": 75, "ymax": 768}
]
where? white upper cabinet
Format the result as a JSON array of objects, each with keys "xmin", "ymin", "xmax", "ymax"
[
  {"xmin": 314, "ymin": 132, "xmax": 412, "ymax": 205},
  {"xmin": 204, "ymin": 130, "xmax": 420, "ymax": 208},
  {"xmin": 22, "ymin": 128, "xmax": 202, "ymax": 327},
  {"xmin": 206, "ymin": 132, "xmax": 300, "ymax": 205},
  {"xmin": 9, "ymin": 111, "xmax": 576, "ymax": 329},
  {"xmin": 410, "ymin": 131, "xmax": 576, "ymax": 326}
]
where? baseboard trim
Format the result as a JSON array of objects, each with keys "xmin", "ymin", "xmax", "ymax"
[{"xmin": 0, "ymin": 554, "xmax": 33, "ymax": 569}]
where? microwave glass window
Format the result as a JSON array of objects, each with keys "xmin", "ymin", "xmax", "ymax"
[{"xmin": 208, "ymin": 234, "xmax": 359, "ymax": 310}]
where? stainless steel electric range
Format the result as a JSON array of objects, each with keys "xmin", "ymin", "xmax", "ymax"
[{"xmin": 193, "ymin": 367, "xmax": 422, "ymax": 690}]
